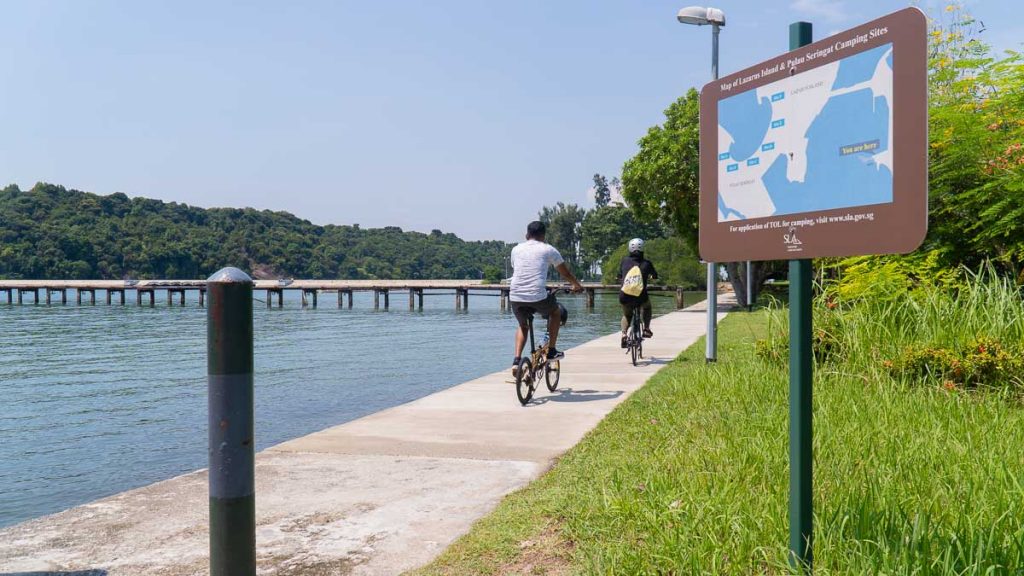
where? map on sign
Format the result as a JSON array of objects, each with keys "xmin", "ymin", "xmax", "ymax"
[{"xmin": 716, "ymin": 43, "xmax": 893, "ymax": 222}]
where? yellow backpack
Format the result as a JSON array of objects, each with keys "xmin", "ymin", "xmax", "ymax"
[{"xmin": 622, "ymin": 265, "xmax": 644, "ymax": 297}]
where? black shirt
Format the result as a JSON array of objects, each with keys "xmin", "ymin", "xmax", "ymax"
[{"xmin": 618, "ymin": 253, "xmax": 658, "ymax": 305}]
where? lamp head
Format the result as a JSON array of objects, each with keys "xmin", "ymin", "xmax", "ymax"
[{"xmin": 677, "ymin": 6, "xmax": 726, "ymax": 26}]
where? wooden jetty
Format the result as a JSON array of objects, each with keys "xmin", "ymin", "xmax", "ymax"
[{"xmin": 0, "ymin": 280, "xmax": 692, "ymax": 310}]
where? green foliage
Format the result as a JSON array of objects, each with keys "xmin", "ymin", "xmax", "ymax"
[
  {"xmin": 481, "ymin": 265, "xmax": 502, "ymax": 284},
  {"xmin": 591, "ymin": 173, "xmax": 611, "ymax": 208},
  {"xmin": 922, "ymin": 7, "xmax": 1024, "ymax": 269},
  {"xmin": 620, "ymin": 89, "xmax": 700, "ymax": 255},
  {"xmin": 538, "ymin": 202, "xmax": 586, "ymax": 276},
  {"xmin": 600, "ymin": 236, "xmax": 704, "ymax": 288},
  {"xmin": 579, "ymin": 204, "xmax": 663, "ymax": 272},
  {"xmin": 888, "ymin": 336, "xmax": 1024, "ymax": 390},
  {"xmin": 758, "ymin": 263, "xmax": 1024, "ymax": 394},
  {"xmin": 0, "ymin": 183, "xmax": 511, "ymax": 280},
  {"xmin": 821, "ymin": 250, "xmax": 964, "ymax": 303}
]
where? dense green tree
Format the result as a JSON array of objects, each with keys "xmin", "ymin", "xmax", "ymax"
[
  {"xmin": 538, "ymin": 202, "xmax": 587, "ymax": 276},
  {"xmin": 925, "ymin": 9, "xmax": 1024, "ymax": 274},
  {"xmin": 580, "ymin": 205, "xmax": 663, "ymax": 275},
  {"xmin": 592, "ymin": 174, "xmax": 611, "ymax": 208},
  {"xmin": 601, "ymin": 236, "xmax": 704, "ymax": 289},
  {"xmin": 0, "ymin": 183, "xmax": 512, "ymax": 280}
]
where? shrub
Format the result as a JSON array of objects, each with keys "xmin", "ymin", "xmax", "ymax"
[{"xmin": 887, "ymin": 336, "xmax": 1024, "ymax": 390}]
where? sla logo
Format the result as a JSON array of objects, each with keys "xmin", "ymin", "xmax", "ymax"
[{"xmin": 783, "ymin": 227, "xmax": 803, "ymax": 253}]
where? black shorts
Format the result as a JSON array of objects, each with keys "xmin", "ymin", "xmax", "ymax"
[{"xmin": 511, "ymin": 293, "xmax": 558, "ymax": 330}]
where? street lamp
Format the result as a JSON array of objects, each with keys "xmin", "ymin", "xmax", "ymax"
[{"xmin": 677, "ymin": 6, "xmax": 725, "ymax": 362}]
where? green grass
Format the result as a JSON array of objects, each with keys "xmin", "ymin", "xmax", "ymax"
[{"xmin": 410, "ymin": 306, "xmax": 1024, "ymax": 575}]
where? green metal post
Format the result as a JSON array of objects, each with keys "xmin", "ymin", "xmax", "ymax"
[
  {"xmin": 207, "ymin": 267, "xmax": 256, "ymax": 576},
  {"xmin": 788, "ymin": 21, "xmax": 813, "ymax": 572}
]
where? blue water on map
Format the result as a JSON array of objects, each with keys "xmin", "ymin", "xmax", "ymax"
[
  {"xmin": 0, "ymin": 289, "xmax": 700, "ymax": 528},
  {"xmin": 832, "ymin": 43, "xmax": 892, "ymax": 90},
  {"xmin": 718, "ymin": 90, "xmax": 772, "ymax": 162},
  {"xmin": 762, "ymin": 88, "xmax": 892, "ymax": 215}
]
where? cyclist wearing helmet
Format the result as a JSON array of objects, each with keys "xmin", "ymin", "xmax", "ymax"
[
  {"xmin": 617, "ymin": 238, "xmax": 658, "ymax": 348},
  {"xmin": 510, "ymin": 221, "xmax": 584, "ymax": 375}
]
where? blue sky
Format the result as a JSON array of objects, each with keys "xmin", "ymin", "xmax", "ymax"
[{"xmin": 1, "ymin": 0, "xmax": 1019, "ymax": 241}]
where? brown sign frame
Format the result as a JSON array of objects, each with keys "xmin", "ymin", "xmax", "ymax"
[{"xmin": 698, "ymin": 7, "xmax": 927, "ymax": 262}]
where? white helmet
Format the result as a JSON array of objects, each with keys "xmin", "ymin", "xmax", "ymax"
[{"xmin": 628, "ymin": 238, "xmax": 645, "ymax": 253}]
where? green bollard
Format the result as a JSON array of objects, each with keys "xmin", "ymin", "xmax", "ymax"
[
  {"xmin": 788, "ymin": 21, "xmax": 814, "ymax": 573},
  {"xmin": 207, "ymin": 267, "xmax": 256, "ymax": 575}
]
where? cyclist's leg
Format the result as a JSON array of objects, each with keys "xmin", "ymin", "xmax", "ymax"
[
  {"xmin": 511, "ymin": 302, "xmax": 532, "ymax": 360},
  {"xmin": 642, "ymin": 300, "xmax": 653, "ymax": 337},
  {"xmin": 621, "ymin": 304, "xmax": 634, "ymax": 348},
  {"xmin": 536, "ymin": 294, "xmax": 563, "ymax": 358}
]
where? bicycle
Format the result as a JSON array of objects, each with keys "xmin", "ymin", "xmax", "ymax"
[
  {"xmin": 624, "ymin": 306, "xmax": 644, "ymax": 366},
  {"xmin": 513, "ymin": 306, "xmax": 563, "ymax": 406}
]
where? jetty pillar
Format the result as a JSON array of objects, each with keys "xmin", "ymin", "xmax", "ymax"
[
  {"xmin": 499, "ymin": 289, "xmax": 507, "ymax": 311},
  {"xmin": 45, "ymin": 289, "xmax": 52, "ymax": 306},
  {"xmin": 408, "ymin": 289, "xmax": 415, "ymax": 310},
  {"xmin": 374, "ymin": 290, "xmax": 380, "ymax": 310},
  {"xmin": 106, "ymin": 290, "xmax": 112, "ymax": 305},
  {"xmin": 675, "ymin": 288, "xmax": 685, "ymax": 309},
  {"xmin": 383, "ymin": 289, "xmax": 389, "ymax": 310},
  {"xmin": 265, "ymin": 290, "xmax": 273, "ymax": 309},
  {"xmin": 3, "ymin": 288, "xmax": 10, "ymax": 304},
  {"xmin": 417, "ymin": 289, "xmax": 423, "ymax": 310},
  {"xmin": 77, "ymin": 289, "xmax": 83, "ymax": 305},
  {"xmin": 199, "ymin": 289, "xmax": 205, "ymax": 308},
  {"xmin": 462, "ymin": 289, "xmax": 469, "ymax": 310},
  {"xmin": 338, "ymin": 290, "xmax": 353, "ymax": 309},
  {"xmin": 206, "ymin": 267, "xmax": 256, "ymax": 576},
  {"xmin": 454, "ymin": 289, "xmax": 461, "ymax": 310},
  {"xmin": 301, "ymin": 289, "xmax": 318, "ymax": 308},
  {"xmin": 585, "ymin": 288, "xmax": 595, "ymax": 309}
]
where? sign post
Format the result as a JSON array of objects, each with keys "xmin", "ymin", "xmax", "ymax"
[{"xmin": 697, "ymin": 8, "xmax": 928, "ymax": 571}]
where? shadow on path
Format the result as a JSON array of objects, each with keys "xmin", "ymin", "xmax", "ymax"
[
  {"xmin": 634, "ymin": 356, "xmax": 670, "ymax": 366},
  {"xmin": 525, "ymin": 388, "xmax": 624, "ymax": 407}
]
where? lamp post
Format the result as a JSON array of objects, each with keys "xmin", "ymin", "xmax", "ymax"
[{"xmin": 677, "ymin": 6, "xmax": 725, "ymax": 361}]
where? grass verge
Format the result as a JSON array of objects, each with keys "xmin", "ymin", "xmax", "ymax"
[{"xmin": 410, "ymin": 310, "xmax": 1024, "ymax": 575}]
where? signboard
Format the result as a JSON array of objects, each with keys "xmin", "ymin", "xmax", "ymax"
[{"xmin": 699, "ymin": 7, "xmax": 927, "ymax": 262}]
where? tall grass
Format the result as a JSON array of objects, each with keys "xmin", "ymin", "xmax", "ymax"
[{"xmin": 761, "ymin": 265, "xmax": 1024, "ymax": 387}]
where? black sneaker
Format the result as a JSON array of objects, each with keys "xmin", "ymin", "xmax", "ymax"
[
  {"xmin": 546, "ymin": 348, "xmax": 565, "ymax": 360},
  {"xmin": 643, "ymin": 328, "xmax": 653, "ymax": 339},
  {"xmin": 511, "ymin": 357, "xmax": 522, "ymax": 378},
  {"xmin": 620, "ymin": 335, "xmax": 628, "ymax": 349}
]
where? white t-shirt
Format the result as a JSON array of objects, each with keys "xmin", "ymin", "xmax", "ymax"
[{"xmin": 509, "ymin": 240, "xmax": 564, "ymax": 302}]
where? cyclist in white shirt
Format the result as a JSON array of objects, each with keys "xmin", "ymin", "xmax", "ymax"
[{"xmin": 509, "ymin": 221, "xmax": 583, "ymax": 375}]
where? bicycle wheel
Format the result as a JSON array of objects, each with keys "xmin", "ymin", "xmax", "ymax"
[
  {"xmin": 515, "ymin": 358, "xmax": 534, "ymax": 405},
  {"xmin": 545, "ymin": 359, "xmax": 560, "ymax": 391},
  {"xmin": 630, "ymin": 315, "xmax": 641, "ymax": 366}
]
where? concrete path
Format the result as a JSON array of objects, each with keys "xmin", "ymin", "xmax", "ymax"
[{"xmin": 0, "ymin": 297, "xmax": 732, "ymax": 575}]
